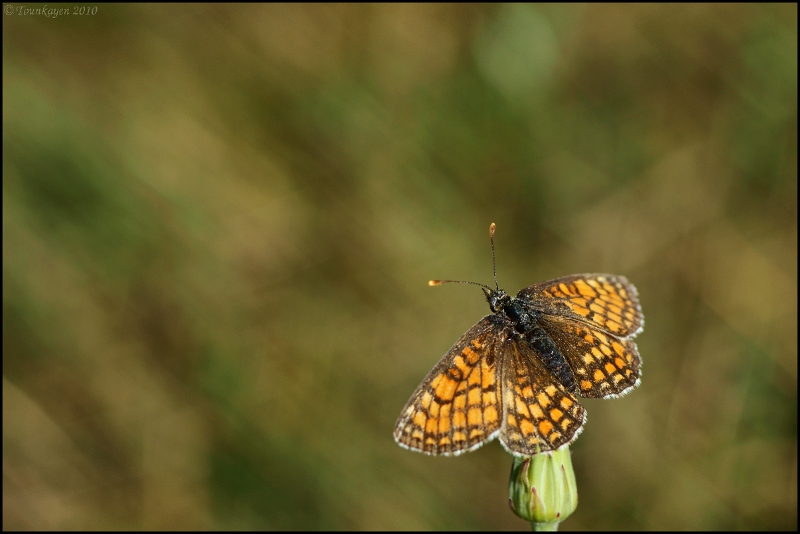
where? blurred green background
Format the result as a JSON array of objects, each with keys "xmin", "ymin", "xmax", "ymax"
[{"xmin": 3, "ymin": 3, "xmax": 796, "ymax": 530}]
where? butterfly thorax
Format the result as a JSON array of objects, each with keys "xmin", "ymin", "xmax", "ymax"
[
  {"xmin": 483, "ymin": 288, "xmax": 536, "ymax": 333},
  {"xmin": 483, "ymin": 287, "xmax": 578, "ymax": 394}
]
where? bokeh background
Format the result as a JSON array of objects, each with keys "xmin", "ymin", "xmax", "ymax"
[{"xmin": 3, "ymin": 3, "xmax": 797, "ymax": 530}]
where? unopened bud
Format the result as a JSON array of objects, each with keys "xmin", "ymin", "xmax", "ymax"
[{"xmin": 508, "ymin": 447, "xmax": 578, "ymax": 530}]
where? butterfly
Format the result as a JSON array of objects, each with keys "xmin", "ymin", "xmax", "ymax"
[{"xmin": 394, "ymin": 224, "xmax": 644, "ymax": 456}]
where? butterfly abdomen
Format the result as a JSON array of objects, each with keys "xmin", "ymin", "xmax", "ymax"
[{"xmin": 525, "ymin": 326, "xmax": 578, "ymax": 394}]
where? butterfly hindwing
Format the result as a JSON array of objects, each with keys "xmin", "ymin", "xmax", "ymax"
[
  {"xmin": 499, "ymin": 337, "xmax": 586, "ymax": 455},
  {"xmin": 539, "ymin": 314, "xmax": 642, "ymax": 399}
]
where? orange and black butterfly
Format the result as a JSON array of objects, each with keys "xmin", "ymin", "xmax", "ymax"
[{"xmin": 394, "ymin": 224, "xmax": 644, "ymax": 457}]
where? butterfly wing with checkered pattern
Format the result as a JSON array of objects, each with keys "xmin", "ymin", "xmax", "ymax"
[
  {"xmin": 518, "ymin": 274, "xmax": 644, "ymax": 399},
  {"xmin": 394, "ymin": 316, "xmax": 506, "ymax": 456},
  {"xmin": 499, "ymin": 335, "xmax": 587, "ymax": 455},
  {"xmin": 538, "ymin": 314, "xmax": 641, "ymax": 398},
  {"xmin": 518, "ymin": 274, "xmax": 644, "ymax": 338}
]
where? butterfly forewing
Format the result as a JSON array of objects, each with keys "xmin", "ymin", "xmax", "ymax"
[
  {"xmin": 518, "ymin": 274, "xmax": 644, "ymax": 338},
  {"xmin": 394, "ymin": 316, "xmax": 505, "ymax": 456}
]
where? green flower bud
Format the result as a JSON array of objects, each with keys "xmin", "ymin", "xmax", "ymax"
[{"xmin": 508, "ymin": 447, "xmax": 578, "ymax": 530}]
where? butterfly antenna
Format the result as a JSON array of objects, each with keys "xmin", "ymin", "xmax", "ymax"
[
  {"xmin": 428, "ymin": 279, "xmax": 492, "ymax": 290},
  {"xmin": 489, "ymin": 222, "xmax": 499, "ymax": 291},
  {"xmin": 428, "ymin": 223, "xmax": 499, "ymax": 292}
]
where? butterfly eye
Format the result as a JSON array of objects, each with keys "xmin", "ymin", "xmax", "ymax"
[
  {"xmin": 491, "ymin": 296, "xmax": 503, "ymax": 312},
  {"xmin": 484, "ymin": 289, "xmax": 508, "ymax": 313}
]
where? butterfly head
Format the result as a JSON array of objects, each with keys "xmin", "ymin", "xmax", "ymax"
[{"xmin": 483, "ymin": 287, "xmax": 510, "ymax": 313}]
